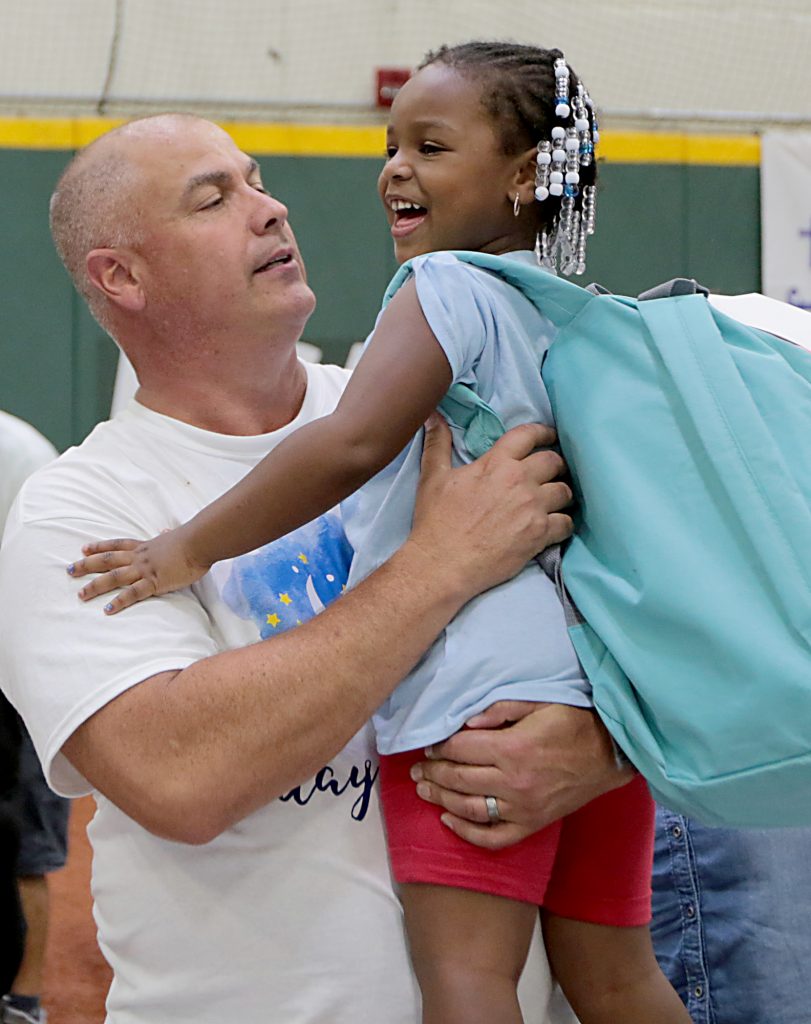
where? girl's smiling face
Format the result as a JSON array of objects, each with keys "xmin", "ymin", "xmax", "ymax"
[{"xmin": 378, "ymin": 63, "xmax": 537, "ymax": 264}]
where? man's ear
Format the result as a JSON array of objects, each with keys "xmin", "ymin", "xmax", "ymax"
[{"xmin": 86, "ymin": 249, "xmax": 145, "ymax": 313}]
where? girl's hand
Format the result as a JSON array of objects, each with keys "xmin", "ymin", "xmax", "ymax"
[{"xmin": 67, "ymin": 529, "xmax": 209, "ymax": 614}]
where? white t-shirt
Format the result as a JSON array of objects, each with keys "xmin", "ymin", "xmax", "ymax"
[
  {"xmin": 0, "ymin": 409, "xmax": 57, "ymax": 531},
  {"xmin": 0, "ymin": 361, "xmax": 570, "ymax": 1024}
]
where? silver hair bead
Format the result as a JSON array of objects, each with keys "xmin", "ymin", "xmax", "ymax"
[
  {"xmin": 549, "ymin": 132, "xmax": 566, "ymax": 198},
  {"xmin": 575, "ymin": 209, "xmax": 588, "ymax": 275},
  {"xmin": 535, "ymin": 139, "xmax": 552, "ymax": 201},
  {"xmin": 539, "ymin": 229, "xmax": 553, "ymax": 270},
  {"xmin": 582, "ymin": 185, "xmax": 597, "ymax": 236},
  {"xmin": 553, "ymin": 57, "xmax": 571, "ymax": 118}
]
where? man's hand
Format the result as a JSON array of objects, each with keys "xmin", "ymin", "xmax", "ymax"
[
  {"xmin": 408, "ymin": 416, "xmax": 572, "ymax": 602},
  {"xmin": 410, "ymin": 701, "xmax": 633, "ymax": 849}
]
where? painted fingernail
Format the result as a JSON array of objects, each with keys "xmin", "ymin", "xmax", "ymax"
[
  {"xmin": 416, "ymin": 782, "xmax": 430, "ymax": 800},
  {"xmin": 410, "ymin": 764, "xmax": 423, "ymax": 782},
  {"xmin": 66, "ymin": 563, "xmax": 75, "ymax": 575},
  {"xmin": 104, "ymin": 603, "xmax": 114, "ymax": 614}
]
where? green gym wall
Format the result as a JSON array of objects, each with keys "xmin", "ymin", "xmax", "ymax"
[{"xmin": 0, "ymin": 120, "xmax": 760, "ymax": 451}]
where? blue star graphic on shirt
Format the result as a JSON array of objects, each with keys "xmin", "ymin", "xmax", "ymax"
[{"xmin": 221, "ymin": 511, "xmax": 352, "ymax": 638}]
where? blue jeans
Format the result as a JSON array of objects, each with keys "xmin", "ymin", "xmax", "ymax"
[{"xmin": 651, "ymin": 805, "xmax": 811, "ymax": 1024}]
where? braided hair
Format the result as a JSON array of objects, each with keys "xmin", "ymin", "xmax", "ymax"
[{"xmin": 419, "ymin": 42, "xmax": 598, "ymax": 263}]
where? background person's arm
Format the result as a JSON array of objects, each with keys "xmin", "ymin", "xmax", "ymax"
[{"xmin": 59, "ymin": 420, "xmax": 573, "ymax": 843}]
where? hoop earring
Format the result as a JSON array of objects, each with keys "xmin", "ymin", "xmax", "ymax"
[{"xmin": 513, "ymin": 193, "xmax": 521, "ymax": 218}]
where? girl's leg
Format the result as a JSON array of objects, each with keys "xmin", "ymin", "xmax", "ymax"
[
  {"xmin": 402, "ymin": 882, "xmax": 537, "ymax": 1024},
  {"xmin": 541, "ymin": 775, "xmax": 689, "ymax": 1021},
  {"xmin": 542, "ymin": 913, "xmax": 691, "ymax": 1023},
  {"xmin": 378, "ymin": 750, "xmax": 563, "ymax": 1024}
]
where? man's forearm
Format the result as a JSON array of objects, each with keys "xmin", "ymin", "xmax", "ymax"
[{"xmin": 64, "ymin": 535, "xmax": 470, "ymax": 843}]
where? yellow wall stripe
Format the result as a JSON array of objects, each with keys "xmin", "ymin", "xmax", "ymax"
[
  {"xmin": 0, "ymin": 117, "xmax": 125, "ymax": 149},
  {"xmin": 0, "ymin": 116, "xmax": 385, "ymax": 155},
  {"xmin": 599, "ymin": 131, "xmax": 760, "ymax": 166},
  {"xmin": 224, "ymin": 121, "xmax": 386, "ymax": 157},
  {"xmin": 0, "ymin": 116, "xmax": 760, "ymax": 166}
]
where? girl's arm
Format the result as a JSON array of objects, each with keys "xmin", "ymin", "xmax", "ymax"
[{"xmin": 70, "ymin": 280, "xmax": 454, "ymax": 612}]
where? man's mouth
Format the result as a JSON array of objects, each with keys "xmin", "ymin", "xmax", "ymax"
[{"xmin": 254, "ymin": 253, "xmax": 294, "ymax": 274}]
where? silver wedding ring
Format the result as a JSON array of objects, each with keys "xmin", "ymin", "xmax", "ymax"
[{"xmin": 484, "ymin": 795, "xmax": 501, "ymax": 825}]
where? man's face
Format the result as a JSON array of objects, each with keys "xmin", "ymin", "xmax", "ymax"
[{"xmin": 124, "ymin": 119, "xmax": 315, "ymax": 343}]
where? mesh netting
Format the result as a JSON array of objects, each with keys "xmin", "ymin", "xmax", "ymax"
[{"xmin": 0, "ymin": 0, "xmax": 809, "ymax": 125}]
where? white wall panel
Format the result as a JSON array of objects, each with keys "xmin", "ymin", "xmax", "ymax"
[
  {"xmin": 0, "ymin": 0, "xmax": 113, "ymax": 100},
  {"xmin": 0, "ymin": 0, "xmax": 808, "ymax": 125}
]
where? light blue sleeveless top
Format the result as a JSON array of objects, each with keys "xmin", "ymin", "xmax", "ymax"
[{"xmin": 342, "ymin": 250, "xmax": 591, "ymax": 754}]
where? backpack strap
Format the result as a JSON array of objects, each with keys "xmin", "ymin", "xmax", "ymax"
[
  {"xmin": 635, "ymin": 286, "xmax": 811, "ymax": 620},
  {"xmin": 537, "ymin": 281, "xmax": 712, "ymax": 632},
  {"xmin": 432, "ymin": 253, "xmax": 592, "ymax": 458},
  {"xmin": 437, "ymin": 386, "xmax": 506, "ymax": 460},
  {"xmin": 637, "ymin": 278, "xmax": 710, "ymax": 301},
  {"xmin": 588, "ymin": 278, "xmax": 710, "ymax": 301},
  {"xmin": 535, "ymin": 544, "xmax": 583, "ymax": 627}
]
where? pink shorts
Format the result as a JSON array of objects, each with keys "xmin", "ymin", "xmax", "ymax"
[{"xmin": 378, "ymin": 749, "xmax": 654, "ymax": 926}]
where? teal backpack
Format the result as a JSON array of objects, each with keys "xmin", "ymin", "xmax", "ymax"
[{"xmin": 386, "ymin": 251, "xmax": 811, "ymax": 827}]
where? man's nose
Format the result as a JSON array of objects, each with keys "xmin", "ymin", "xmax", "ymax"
[{"xmin": 252, "ymin": 190, "xmax": 288, "ymax": 232}]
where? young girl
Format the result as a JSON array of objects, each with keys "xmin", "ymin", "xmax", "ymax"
[{"xmin": 70, "ymin": 42, "xmax": 690, "ymax": 1024}]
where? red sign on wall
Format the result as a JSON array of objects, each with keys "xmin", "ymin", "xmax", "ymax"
[{"xmin": 375, "ymin": 68, "xmax": 411, "ymax": 108}]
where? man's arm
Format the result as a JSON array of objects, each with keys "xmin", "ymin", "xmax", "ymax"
[
  {"xmin": 411, "ymin": 700, "xmax": 633, "ymax": 849},
  {"xmin": 60, "ymin": 419, "xmax": 573, "ymax": 844}
]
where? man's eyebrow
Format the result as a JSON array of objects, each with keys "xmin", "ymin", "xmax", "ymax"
[{"xmin": 181, "ymin": 158, "xmax": 261, "ymax": 200}]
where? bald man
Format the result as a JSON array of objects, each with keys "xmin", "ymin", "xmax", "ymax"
[{"xmin": 0, "ymin": 115, "xmax": 622, "ymax": 1024}]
